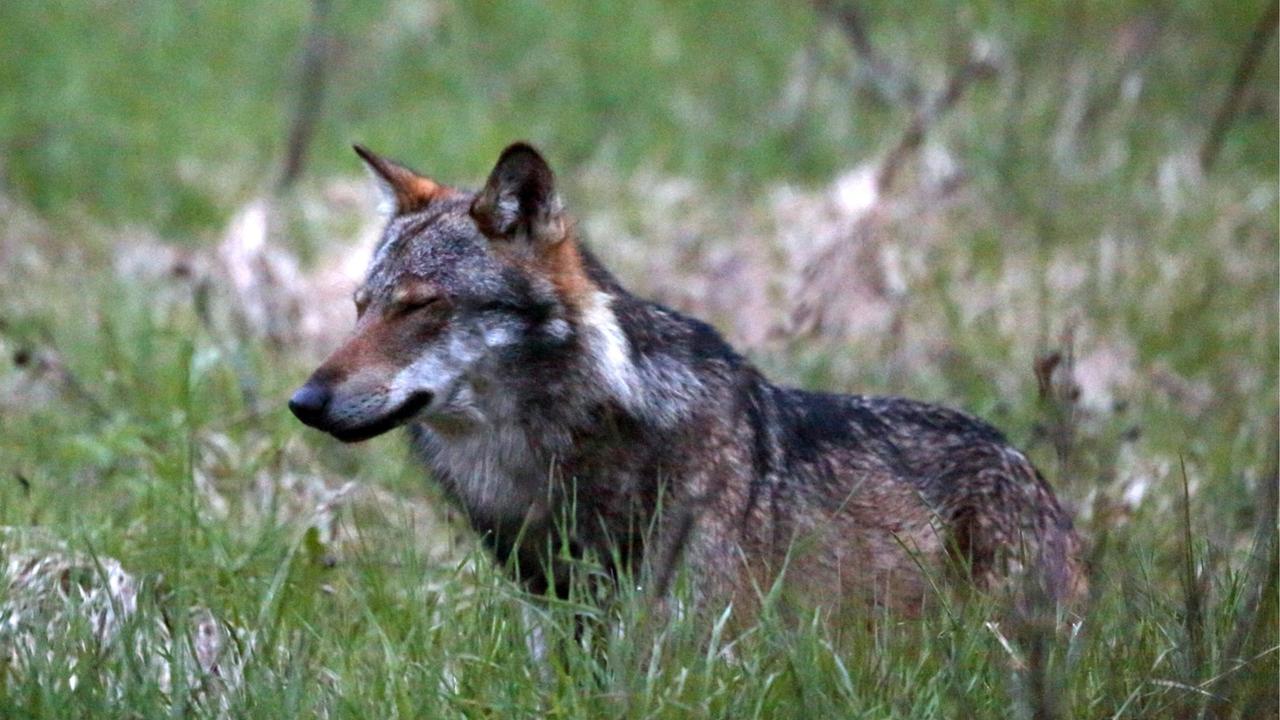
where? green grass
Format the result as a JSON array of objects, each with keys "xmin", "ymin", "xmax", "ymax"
[{"xmin": 0, "ymin": 0, "xmax": 1276, "ymax": 717}]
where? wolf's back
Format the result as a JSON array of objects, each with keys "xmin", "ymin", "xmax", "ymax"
[{"xmin": 747, "ymin": 386, "xmax": 1087, "ymax": 605}]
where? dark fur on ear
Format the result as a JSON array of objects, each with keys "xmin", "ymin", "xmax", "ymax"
[
  {"xmin": 353, "ymin": 144, "xmax": 447, "ymax": 215},
  {"xmin": 471, "ymin": 142, "xmax": 565, "ymax": 245}
]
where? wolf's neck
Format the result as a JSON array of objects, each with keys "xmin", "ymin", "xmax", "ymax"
[{"xmin": 574, "ymin": 287, "xmax": 713, "ymax": 430}]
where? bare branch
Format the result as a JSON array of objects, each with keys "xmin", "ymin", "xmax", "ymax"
[
  {"xmin": 876, "ymin": 54, "xmax": 997, "ymax": 194},
  {"xmin": 812, "ymin": 0, "xmax": 920, "ymax": 107},
  {"xmin": 278, "ymin": 0, "xmax": 334, "ymax": 191},
  {"xmin": 1200, "ymin": 0, "xmax": 1278, "ymax": 173}
]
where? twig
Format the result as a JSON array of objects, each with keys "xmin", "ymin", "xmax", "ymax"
[
  {"xmin": 811, "ymin": 0, "xmax": 920, "ymax": 107},
  {"xmin": 1033, "ymin": 324, "xmax": 1081, "ymax": 479},
  {"xmin": 278, "ymin": 0, "xmax": 334, "ymax": 191},
  {"xmin": 11, "ymin": 332, "xmax": 111, "ymax": 421},
  {"xmin": 780, "ymin": 31, "xmax": 994, "ymax": 341},
  {"xmin": 1199, "ymin": 0, "xmax": 1278, "ymax": 173},
  {"xmin": 876, "ymin": 53, "xmax": 997, "ymax": 194}
]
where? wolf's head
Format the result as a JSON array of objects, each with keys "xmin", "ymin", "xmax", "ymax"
[{"xmin": 289, "ymin": 143, "xmax": 600, "ymax": 442}]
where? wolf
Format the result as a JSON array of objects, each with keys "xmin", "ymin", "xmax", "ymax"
[{"xmin": 289, "ymin": 142, "xmax": 1086, "ymax": 617}]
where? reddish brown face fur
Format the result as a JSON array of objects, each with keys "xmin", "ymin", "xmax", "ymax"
[
  {"xmin": 291, "ymin": 278, "xmax": 455, "ymax": 441},
  {"xmin": 290, "ymin": 143, "xmax": 591, "ymax": 443}
]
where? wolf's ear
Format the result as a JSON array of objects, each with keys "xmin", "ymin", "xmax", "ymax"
[
  {"xmin": 353, "ymin": 144, "xmax": 446, "ymax": 215},
  {"xmin": 470, "ymin": 143, "xmax": 566, "ymax": 245}
]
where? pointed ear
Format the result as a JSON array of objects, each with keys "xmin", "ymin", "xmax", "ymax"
[
  {"xmin": 470, "ymin": 142, "xmax": 566, "ymax": 244},
  {"xmin": 353, "ymin": 144, "xmax": 446, "ymax": 215}
]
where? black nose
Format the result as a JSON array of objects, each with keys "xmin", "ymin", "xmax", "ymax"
[{"xmin": 288, "ymin": 383, "xmax": 331, "ymax": 425}]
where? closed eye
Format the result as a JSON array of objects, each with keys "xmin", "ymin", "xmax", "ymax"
[
  {"xmin": 391, "ymin": 291, "xmax": 446, "ymax": 316},
  {"xmin": 401, "ymin": 296, "xmax": 442, "ymax": 312}
]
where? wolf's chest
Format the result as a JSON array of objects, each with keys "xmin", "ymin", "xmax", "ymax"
[{"xmin": 410, "ymin": 421, "xmax": 552, "ymax": 524}]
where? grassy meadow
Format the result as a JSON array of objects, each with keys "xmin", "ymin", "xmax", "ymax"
[{"xmin": 0, "ymin": 1, "xmax": 1276, "ymax": 717}]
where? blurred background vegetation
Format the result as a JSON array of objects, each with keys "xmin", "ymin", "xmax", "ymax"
[
  {"xmin": 4, "ymin": 1, "xmax": 1274, "ymax": 233},
  {"xmin": 0, "ymin": 1, "xmax": 1276, "ymax": 717}
]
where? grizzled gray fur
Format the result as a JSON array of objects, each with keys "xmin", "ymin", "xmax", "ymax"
[{"xmin": 289, "ymin": 142, "xmax": 1086, "ymax": 617}]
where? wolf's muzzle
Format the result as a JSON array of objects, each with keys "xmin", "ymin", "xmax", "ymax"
[{"xmin": 289, "ymin": 382, "xmax": 434, "ymax": 443}]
